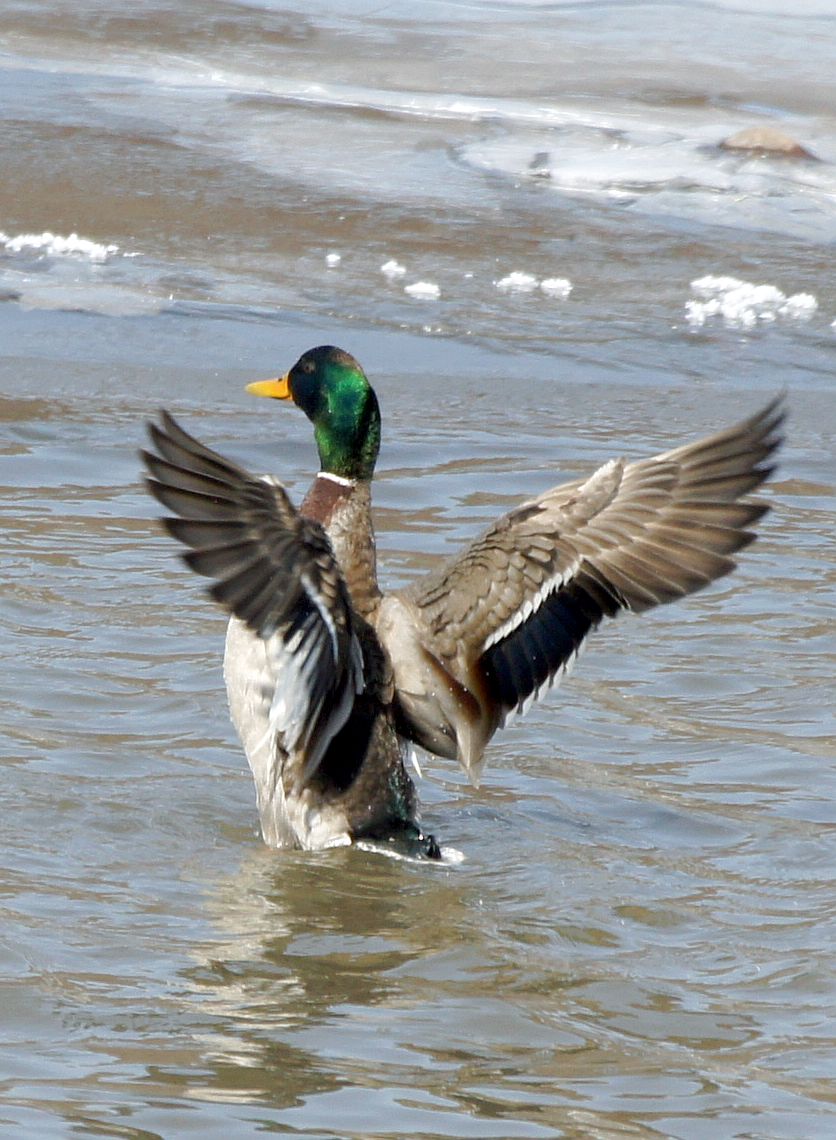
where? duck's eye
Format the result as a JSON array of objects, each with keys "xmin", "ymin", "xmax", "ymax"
[{"xmin": 300, "ymin": 359, "xmax": 315, "ymax": 374}]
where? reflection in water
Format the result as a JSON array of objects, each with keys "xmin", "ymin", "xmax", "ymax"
[
  {"xmin": 181, "ymin": 850, "xmax": 467, "ymax": 1084},
  {"xmin": 174, "ymin": 847, "xmax": 580, "ymax": 1133}
]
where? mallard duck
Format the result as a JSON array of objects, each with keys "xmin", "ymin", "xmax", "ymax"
[{"xmin": 141, "ymin": 346, "xmax": 784, "ymax": 859}]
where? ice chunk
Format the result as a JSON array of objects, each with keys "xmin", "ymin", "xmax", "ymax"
[
  {"xmin": 779, "ymin": 293, "xmax": 818, "ymax": 320},
  {"xmin": 381, "ymin": 258, "xmax": 406, "ymax": 279},
  {"xmin": 496, "ymin": 271, "xmax": 538, "ymax": 293},
  {"xmin": 686, "ymin": 275, "xmax": 818, "ymax": 328},
  {"xmin": 540, "ymin": 277, "xmax": 573, "ymax": 298},
  {"xmin": 0, "ymin": 230, "xmax": 118, "ymax": 262},
  {"xmin": 690, "ymin": 275, "xmax": 746, "ymax": 299},
  {"xmin": 404, "ymin": 280, "xmax": 440, "ymax": 300}
]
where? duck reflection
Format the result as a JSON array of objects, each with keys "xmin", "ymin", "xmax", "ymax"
[{"xmin": 177, "ymin": 842, "xmax": 471, "ymax": 1109}]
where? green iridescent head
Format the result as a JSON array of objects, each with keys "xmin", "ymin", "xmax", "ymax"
[{"xmin": 247, "ymin": 345, "xmax": 381, "ymax": 481}]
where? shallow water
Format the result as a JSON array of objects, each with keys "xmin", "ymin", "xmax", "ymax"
[{"xmin": 1, "ymin": 2, "xmax": 835, "ymax": 1137}]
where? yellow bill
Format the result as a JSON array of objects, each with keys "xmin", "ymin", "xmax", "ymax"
[{"xmin": 246, "ymin": 374, "xmax": 292, "ymax": 400}]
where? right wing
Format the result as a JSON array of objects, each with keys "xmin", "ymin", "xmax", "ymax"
[{"xmin": 141, "ymin": 411, "xmax": 364, "ymax": 781}]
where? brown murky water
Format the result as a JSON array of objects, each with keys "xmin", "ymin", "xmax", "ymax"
[{"xmin": 1, "ymin": 3, "xmax": 835, "ymax": 1137}]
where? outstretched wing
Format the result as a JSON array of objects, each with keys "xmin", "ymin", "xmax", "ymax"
[
  {"xmin": 141, "ymin": 411, "xmax": 364, "ymax": 780},
  {"xmin": 381, "ymin": 397, "xmax": 784, "ymax": 778}
]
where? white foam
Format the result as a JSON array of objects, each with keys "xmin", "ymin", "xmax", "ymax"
[
  {"xmin": 381, "ymin": 258, "xmax": 406, "ymax": 279},
  {"xmin": 0, "ymin": 230, "xmax": 118, "ymax": 262},
  {"xmin": 686, "ymin": 275, "xmax": 818, "ymax": 328},
  {"xmin": 404, "ymin": 280, "xmax": 440, "ymax": 300},
  {"xmin": 325, "ymin": 251, "xmax": 341, "ymax": 267}
]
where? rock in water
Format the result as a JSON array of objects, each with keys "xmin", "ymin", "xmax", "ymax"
[{"xmin": 720, "ymin": 126, "xmax": 818, "ymax": 161}]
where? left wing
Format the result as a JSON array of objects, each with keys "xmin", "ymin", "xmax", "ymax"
[{"xmin": 378, "ymin": 397, "xmax": 784, "ymax": 781}]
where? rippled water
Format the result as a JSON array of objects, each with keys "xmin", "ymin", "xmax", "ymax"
[{"xmin": 2, "ymin": 2, "xmax": 835, "ymax": 1137}]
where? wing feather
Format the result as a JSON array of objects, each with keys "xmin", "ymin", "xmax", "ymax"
[
  {"xmin": 141, "ymin": 412, "xmax": 364, "ymax": 782},
  {"xmin": 385, "ymin": 397, "xmax": 784, "ymax": 768}
]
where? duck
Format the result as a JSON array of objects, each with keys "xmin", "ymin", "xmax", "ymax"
[{"xmin": 141, "ymin": 345, "xmax": 784, "ymax": 859}]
